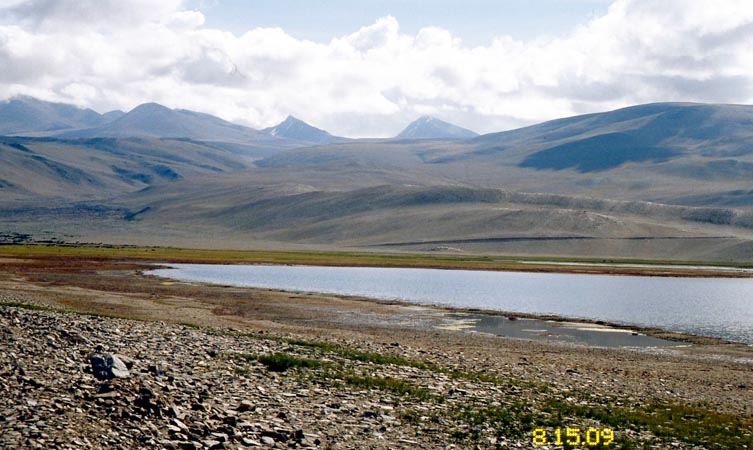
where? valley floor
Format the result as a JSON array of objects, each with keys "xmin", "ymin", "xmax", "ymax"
[{"xmin": 1, "ymin": 254, "xmax": 752, "ymax": 449}]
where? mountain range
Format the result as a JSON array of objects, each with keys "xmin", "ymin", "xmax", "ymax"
[
  {"xmin": 0, "ymin": 96, "xmax": 474, "ymax": 143},
  {"xmin": 3, "ymin": 96, "xmax": 753, "ymax": 261}
]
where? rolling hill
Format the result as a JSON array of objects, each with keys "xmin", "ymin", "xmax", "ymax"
[
  {"xmin": 4, "ymin": 99, "xmax": 753, "ymax": 261},
  {"xmin": 0, "ymin": 136, "xmax": 257, "ymax": 206},
  {"xmin": 92, "ymin": 181, "xmax": 753, "ymax": 261},
  {"xmin": 442, "ymin": 102, "xmax": 753, "ymax": 167},
  {"xmin": 258, "ymin": 103, "xmax": 753, "ymax": 207}
]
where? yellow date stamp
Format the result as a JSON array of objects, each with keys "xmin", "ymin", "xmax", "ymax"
[{"xmin": 532, "ymin": 427, "xmax": 615, "ymax": 447}]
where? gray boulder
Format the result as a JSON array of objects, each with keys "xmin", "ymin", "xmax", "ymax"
[{"xmin": 89, "ymin": 352, "xmax": 130, "ymax": 380}]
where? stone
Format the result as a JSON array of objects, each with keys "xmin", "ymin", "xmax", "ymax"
[
  {"xmin": 115, "ymin": 354, "xmax": 135, "ymax": 369},
  {"xmin": 148, "ymin": 364, "xmax": 164, "ymax": 376},
  {"xmin": 173, "ymin": 418, "xmax": 189, "ymax": 431},
  {"xmin": 89, "ymin": 352, "xmax": 130, "ymax": 380},
  {"xmin": 236, "ymin": 400, "xmax": 254, "ymax": 412},
  {"xmin": 210, "ymin": 432, "xmax": 228, "ymax": 442}
]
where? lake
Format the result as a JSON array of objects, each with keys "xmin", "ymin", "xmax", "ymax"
[{"xmin": 148, "ymin": 264, "xmax": 753, "ymax": 345}]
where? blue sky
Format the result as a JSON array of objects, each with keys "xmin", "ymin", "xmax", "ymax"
[{"xmin": 197, "ymin": 0, "xmax": 613, "ymax": 45}]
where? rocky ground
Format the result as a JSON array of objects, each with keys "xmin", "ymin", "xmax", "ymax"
[
  {"xmin": 1, "ymin": 256, "xmax": 753, "ymax": 449},
  {"xmin": 0, "ymin": 304, "xmax": 552, "ymax": 449}
]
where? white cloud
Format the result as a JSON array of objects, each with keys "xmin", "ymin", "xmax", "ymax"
[{"xmin": 1, "ymin": 0, "xmax": 753, "ymax": 136}]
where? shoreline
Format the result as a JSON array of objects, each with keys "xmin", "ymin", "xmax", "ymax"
[
  {"xmin": 1, "ymin": 253, "xmax": 753, "ymax": 449},
  {"xmin": 3, "ymin": 249, "xmax": 750, "ymax": 347},
  {"xmin": 3, "ymin": 243, "xmax": 753, "ymax": 278},
  {"xmin": 144, "ymin": 265, "xmax": 746, "ymax": 348}
]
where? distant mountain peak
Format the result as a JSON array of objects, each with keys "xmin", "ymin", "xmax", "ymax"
[
  {"xmin": 274, "ymin": 115, "xmax": 305, "ymax": 132},
  {"xmin": 262, "ymin": 115, "xmax": 344, "ymax": 144},
  {"xmin": 130, "ymin": 102, "xmax": 173, "ymax": 114},
  {"xmin": 396, "ymin": 116, "xmax": 478, "ymax": 140}
]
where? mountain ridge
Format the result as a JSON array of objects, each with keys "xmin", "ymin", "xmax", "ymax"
[
  {"xmin": 58, "ymin": 102, "xmax": 269, "ymax": 142},
  {"xmin": 0, "ymin": 97, "xmax": 310, "ymax": 150},
  {"xmin": 0, "ymin": 96, "xmax": 109, "ymax": 136}
]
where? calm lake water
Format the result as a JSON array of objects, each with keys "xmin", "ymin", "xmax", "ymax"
[{"xmin": 149, "ymin": 264, "xmax": 753, "ymax": 345}]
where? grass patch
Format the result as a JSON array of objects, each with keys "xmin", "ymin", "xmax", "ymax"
[
  {"xmin": 274, "ymin": 336, "xmax": 437, "ymax": 371},
  {"xmin": 235, "ymin": 346, "xmax": 432, "ymax": 399},
  {"xmin": 257, "ymin": 353, "xmax": 325, "ymax": 372},
  {"xmin": 399, "ymin": 397, "xmax": 536, "ymax": 445},
  {"xmin": 450, "ymin": 401, "xmax": 534, "ymax": 444},
  {"xmin": 282, "ymin": 338, "xmax": 341, "ymax": 353},
  {"xmin": 336, "ymin": 371, "xmax": 432, "ymax": 400},
  {"xmin": 540, "ymin": 399, "xmax": 753, "ymax": 450},
  {"xmin": 231, "ymin": 348, "xmax": 432, "ymax": 400},
  {"xmin": 444, "ymin": 367, "xmax": 549, "ymax": 393},
  {"xmin": 230, "ymin": 351, "xmax": 327, "ymax": 372},
  {"xmin": 2, "ymin": 243, "xmax": 750, "ymax": 270},
  {"xmin": 0, "ymin": 301, "xmax": 56, "ymax": 312},
  {"xmin": 337, "ymin": 348, "xmax": 435, "ymax": 370}
]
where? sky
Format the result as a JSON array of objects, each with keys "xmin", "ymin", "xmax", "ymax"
[
  {"xmin": 195, "ymin": 0, "xmax": 613, "ymax": 46},
  {"xmin": 0, "ymin": 0, "xmax": 752, "ymax": 137}
]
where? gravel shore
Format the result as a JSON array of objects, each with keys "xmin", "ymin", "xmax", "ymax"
[{"xmin": 1, "ymin": 256, "xmax": 753, "ymax": 449}]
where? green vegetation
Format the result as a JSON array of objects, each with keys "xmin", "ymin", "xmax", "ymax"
[
  {"xmin": 281, "ymin": 338, "xmax": 340, "ymax": 353},
  {"xmin": 0, "ymin": 301, "xmax": 56, "ymax": 312},
  {"xmin": 231, "ymin": 347, "xmax": 431, "ymax": 399},
  {"xmin": 258, "ymin": 352, "xmax": 324, "ymax": 372},
  {"xmin": 342, "ymin": 350, "xmax": 434, "ymax": 370},
  {"xmin": 243, "ymin": 335, "xmax": 753, "ymax": 448},
  {"xmin": 241, "ymin": 352, "xmax": 325, "ymax": 372},
  {"xmin": 2, "ymin": 243, "xmax": 752, "ymax": 271},
  {"xmin": 447, "ymin": 401, "xmax": 534, "ymax": 443},
  {"xmin": 335, "ymin": 370, "xmax": 432, "ymax": 400},
  {"xmin": 540, "ymin": 399, "xmax": 753, "ymax": 450},
  {"xmin": 328, "ymin": 347, "xmax": 435, "ymax": 370},
  {"xmin": 241, "ymin": 334, "xmax": 438, "ymax": 371}
]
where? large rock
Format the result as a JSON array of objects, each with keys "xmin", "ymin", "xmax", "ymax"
[{"xmin": 89, "ymin": 352, "xmax": 130, "ymax": 380}]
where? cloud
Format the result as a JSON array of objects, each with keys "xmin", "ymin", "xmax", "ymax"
[
  {"xmin": 0, "ymin": 0, "xmax": 752, "ymax": 136},
  {"xmin": 1, "ymin": 0, "xmax": 185, "ymax": 30}
]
